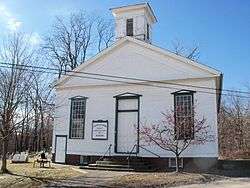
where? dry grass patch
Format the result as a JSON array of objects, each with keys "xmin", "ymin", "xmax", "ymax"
[
  {"xmin": 0, "ymin": 160, "xmax": 84, "ymax": 187},
  {"xmin": 111, "ymin": 172, "xmax": 209, "ymax": 188}
]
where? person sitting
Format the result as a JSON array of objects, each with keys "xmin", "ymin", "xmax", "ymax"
[
  {"xmin": 40, "ymin": 152, "xmax": 47, "ymax": 160},
  {"xmin": 33, "ymin": 151, "xmax": 51, "ymax": 168}
]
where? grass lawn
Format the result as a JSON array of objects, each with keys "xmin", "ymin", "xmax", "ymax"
[
  {"xmin": 0, "ymin": 160, "xmax": 84, "ymax": 187},
  {"xmin": 0, "ymin": 160, "xmax": 224, "ymax": 188},
  {"xmin": 110, "ymin": 172, "xmax": 214, "ymax": 188}
]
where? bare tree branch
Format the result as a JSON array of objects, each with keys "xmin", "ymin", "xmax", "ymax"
[
  {"xmin": 140, "ymin": 107, "xmax": 214, "ymax": 172},
  {"xmin": 171, "ymin": 39, "xmax": 200, "ymax": 61}
]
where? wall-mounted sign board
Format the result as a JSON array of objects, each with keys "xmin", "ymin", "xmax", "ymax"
[{"xmin": 92, "ymin": 120, "xmax": 108, "ymax": 140}]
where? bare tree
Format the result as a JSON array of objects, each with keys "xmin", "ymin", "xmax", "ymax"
[
  {"xmin": 29, "ymin": 74, "xmax": 54, "ymax": 152},
  {"xmin": 140, "ymin": 108, "xmax": 214, "ymax": 172},
  {"xmin": 0, "ymin": 66, "xmax": 55, "ymax": 158},
  {"xmin": 0, "ymin": 33, "xmax": 34, "ymax": 173},
  {"xmin": 219, "ymin": 90, "xmax": 250, "ymax": 159},
  {"xmin": 43, "ymin": 12, "xmax": 115, "ymax": 78},
  {"xmin": 43, "ymin": 12, "xmax": 95, "ymax": 78},
  {"xmin": 171, "ymin": 39, "xmax": 200, "ymax": 61},
  {"xmin": 97, "ymin": 18, "xmax": 114, "ymax": 52},
  {"xmin": 17, "ymin": 93, "xmax": 30, "ymax": 153}
]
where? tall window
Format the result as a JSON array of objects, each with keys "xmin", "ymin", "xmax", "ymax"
[
  {"xmin": 126, "ymin": 18, "xmax": 133, "ymax": 36},
  {"xmin": 174, "ymin": 91, "xmax": 194, "ymax": 140},
  {"xmin": 70, "ymin": 97, "xmax": 87, "ymax": 139},
  {"xmin": 146, "ymin": 24, "xmax": 150, "ymax": 40}
]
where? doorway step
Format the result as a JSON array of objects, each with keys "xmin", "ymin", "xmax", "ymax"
[{"xmin": 79, "ymin": 157, "xmax": 153, "ymax": 172}]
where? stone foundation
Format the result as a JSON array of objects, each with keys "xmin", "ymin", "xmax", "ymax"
[{"xmin": 52, "ymin": 153, "xmax": 218, "ymax": 171}]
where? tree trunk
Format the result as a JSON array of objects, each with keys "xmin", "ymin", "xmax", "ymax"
[
  {"xmin": 24, "ymin": 108, "xmax": 30, "ymax": 151},
  {"xmin": 1, "ymin": 137, "xmax": 9, "ymax": 173},
  {"xmin": 14, "ymin": 131, "xmax": 18, "ymax": 153},
  {"xmin": 175, "ymin": 155, "xmax": 179, "ymax": 173},
  {"xmin": 33, "ymin": 106, "xmax": 39, "ymax": 152},
  {"xmin": 19, "ymin": 120, "xmax": 25, "ymax": 152},
  {"xmin": 24, "ymin": 130, "xmax": 30, "ymax": 151},
  {"xmin": 39, "ymin": 104, "xmax": 46, "ymax": 151}
]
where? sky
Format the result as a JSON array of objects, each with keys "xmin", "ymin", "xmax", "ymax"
[{"xmin": 0, "ymin": 0, "xmax": 249, "ymax": 90}]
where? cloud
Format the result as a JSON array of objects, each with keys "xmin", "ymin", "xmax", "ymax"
[
  {"xmin": 0, "ymin": 3, "xmax": 22, "ymax": 31},
  {"xmin": 0, "ymin": 3, "xmax": 42, "ymax": 47}
]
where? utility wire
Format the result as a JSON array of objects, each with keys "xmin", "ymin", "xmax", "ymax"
[
  {"xmin": 0, "ymin": 63, "xmax": 250, "ymax": 99},
  {"xmin": 1, "ymin": 61, "xmax": 249, "ymax": 95},
  {"xmin": 0, "ymin": 64, "xmax": 191, "ymax": 91}
]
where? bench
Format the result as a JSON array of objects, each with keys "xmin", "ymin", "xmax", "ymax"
[{"xmin": 33, "ymin": 158, "xmax": 51, "ymax": 168}]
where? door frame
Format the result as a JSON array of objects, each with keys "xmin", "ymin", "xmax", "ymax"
[
  {"xmin": 55, "ymin": 135, "xmax": 67, "ymax": 164},
  {"xmin": 113, "ymin": 92, "xmax": 141, "ymax": 154}
]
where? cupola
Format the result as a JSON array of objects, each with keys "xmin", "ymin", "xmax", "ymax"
[{"xmin": 110, "ymin": 3, "xmax": 157, "ymax": 43}]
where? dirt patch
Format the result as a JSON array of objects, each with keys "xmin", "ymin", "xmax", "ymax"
[{"xmin": 110, "ymin": 172, "xmax": 213, "ymax": 188}]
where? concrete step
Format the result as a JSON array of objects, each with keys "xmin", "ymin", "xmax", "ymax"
[
  {"xmin": 79, "ymin": 165, "xmax": 134, "ymax": 172},
  {"xmin": 89, "ymin": 163, "xmax": 151, "ymax": 169},
  {"xmin": 89, "ymin": 163, "xmax": 130, "ymax": 168},
  {"xmin": 96, "ymin": 160, "xmax": 148, "ymax": 166},
  {"xmin": 81, "ymin": 157, "xmax": 154, "ymax": 172},
  {"xmin": 80, "ymin": 165, "xmax": 155, "ymax": 172}
]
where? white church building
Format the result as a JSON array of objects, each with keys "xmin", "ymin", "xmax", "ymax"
[{"xmin": 52, "ymin": 3, "xmax": 222, "ymax": 170}]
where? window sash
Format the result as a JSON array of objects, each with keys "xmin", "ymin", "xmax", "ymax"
[
  {"xmin": 70, "ymin": 98, "xmax": 86, "ymax": 138},
  {"xmin": 175, "ymin": 94, "xmax": 194, "ymax": 140}
]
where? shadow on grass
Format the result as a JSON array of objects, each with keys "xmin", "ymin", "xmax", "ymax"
[
  {"xmin": 5, "ymin": 171, "xmax": 116, "ymax": 188},
  {"xmin": 7, "ymin": 171, "xmax": 50, "ymax": 184},
  {"xmin": 44, "ymin": 176, "xmax": 121, "ymax": 188},
  {"xmin": 0, "ymin": 171, "xmax": 45, "ymax": 187}
]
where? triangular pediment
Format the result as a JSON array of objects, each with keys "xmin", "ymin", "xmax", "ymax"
[
  {"xmin": 57, "ymin": 37, "xmax": 221, "ymax": 88},
  {"xmin": 113, "ymin": 92, "xmax": 142, "ymax": 98}
]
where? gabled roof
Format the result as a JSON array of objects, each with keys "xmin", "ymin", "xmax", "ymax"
[{"xmin": 57, "ymin": 36, "xmax": 221, "ymax": 86}]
